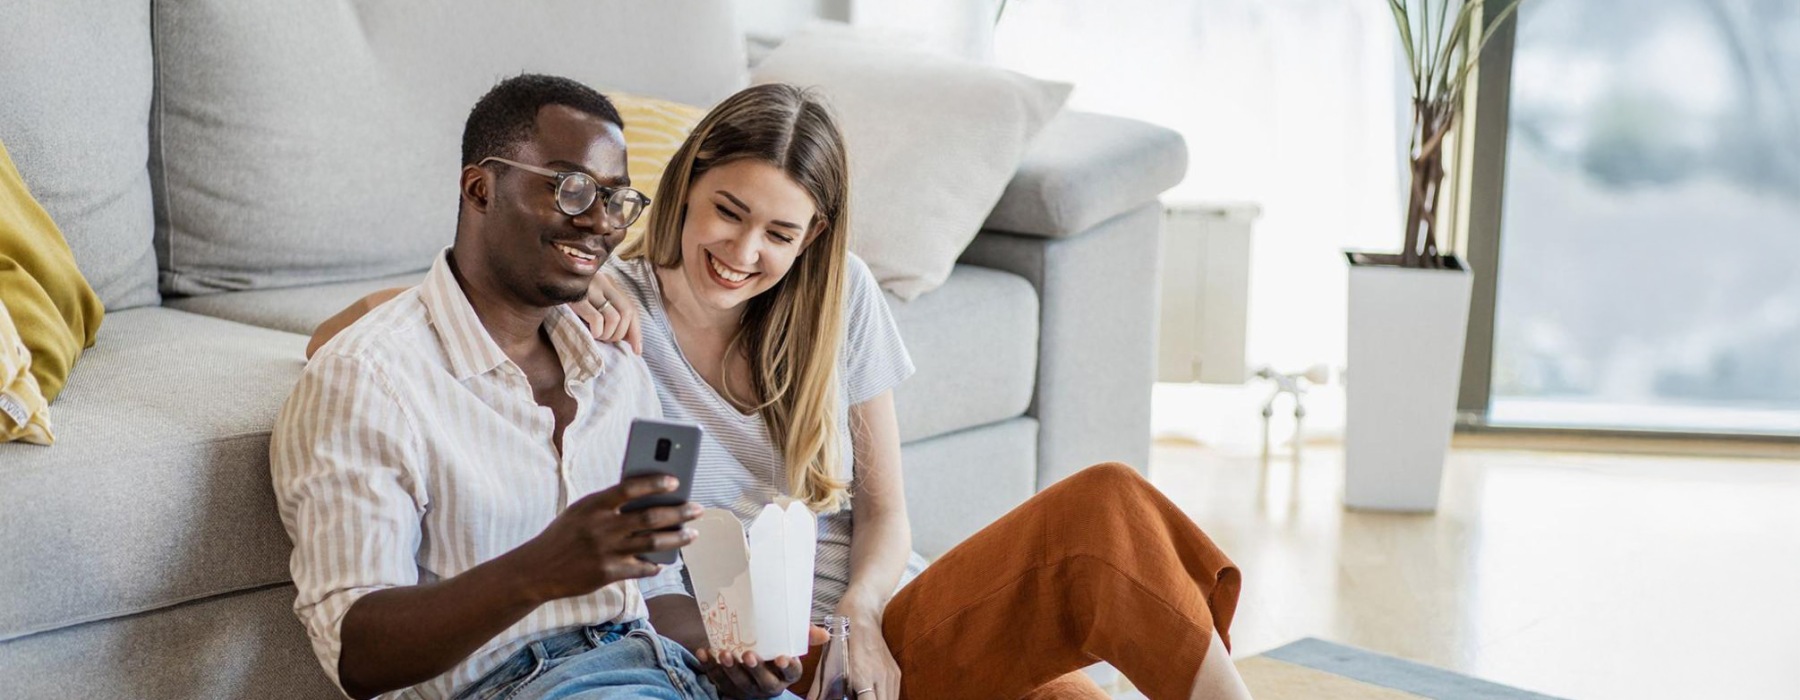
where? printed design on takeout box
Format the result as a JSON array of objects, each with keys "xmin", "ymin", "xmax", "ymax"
[
  {"xmin": 700, "ymin": 592, "xmax": 748, "ymax": 652},
  {"xmin": 682, "ymin": 499, "xmax": 818, "ymax": 659}
]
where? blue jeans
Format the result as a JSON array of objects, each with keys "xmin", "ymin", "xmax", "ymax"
[{"xmin": 450, "ymin": 620, "xmax": 721, "ymax": 700}]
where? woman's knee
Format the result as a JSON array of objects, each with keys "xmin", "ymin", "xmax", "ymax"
[
  {"xmin": 1058, "ymin": 463, "xmax": 1151, "ymax": 502},
  {"xmin": 1032, "ymin": 463, "xmax": 1159, "ymax": 529}
]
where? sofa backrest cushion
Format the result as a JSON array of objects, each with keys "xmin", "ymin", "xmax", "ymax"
[
  {"xmin": 0, "ymin": 1, "xmax": 161, "ymax": 311},
  {"xmin": 151, "ymin": 0, "xmax": 747, "ymax": 296}
]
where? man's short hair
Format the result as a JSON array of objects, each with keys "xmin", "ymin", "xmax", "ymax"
[{"xmin": 460, "ymin": 74, "xmax": 625, "ymax": 166}]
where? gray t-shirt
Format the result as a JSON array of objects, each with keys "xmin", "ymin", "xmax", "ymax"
[{"xmin": 611, "ymin": 253, "xmax": 925, "ymax": 621}]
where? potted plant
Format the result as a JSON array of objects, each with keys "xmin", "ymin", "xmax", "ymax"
[{"xmin": 1343, "ymin": 0, "xmax": 1522, "ymax": 511}]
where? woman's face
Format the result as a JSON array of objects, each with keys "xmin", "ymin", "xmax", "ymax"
[{"xmin": 677, "ymin": 159, "xmax": 821, "ymax": 313}]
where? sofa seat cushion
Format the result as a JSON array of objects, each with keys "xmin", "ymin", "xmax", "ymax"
[
  {"xmin": 0, "ymin": 308, "xmax": 306, "ymax": 641},
  {"xmin": 982, "ymin": 111, "xmax": 1188, "ymax": 239},
  {"xmin": 888, "ymin": 264, "xmax": 1037, "ymax": 443},
  {"xmin": 164, "ymin": 271, "xmax": 426, "ymax": 336}
]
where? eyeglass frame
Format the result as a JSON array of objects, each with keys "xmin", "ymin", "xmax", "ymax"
[{"xmin": 477, "ymin": 156, "xmax": 652, "ymax": 228}]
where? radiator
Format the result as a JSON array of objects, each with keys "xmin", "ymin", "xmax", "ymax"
[{"xmin": 1157, "ymin": 203, "xmax": 1260, "ymax": 385}]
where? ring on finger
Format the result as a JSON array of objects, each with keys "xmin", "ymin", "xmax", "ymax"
[
  {"xmin": 855, "ymin": 690, "xmax": 875, "ymax": 697},
  {"xmin": 598, "ymin": 299, "xmax": 614, "ymax": 312}
]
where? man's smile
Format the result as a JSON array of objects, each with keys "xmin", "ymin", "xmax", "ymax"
[{"xmin": 549, "ymin": 238, "xmax": 602, "ymax": 276}]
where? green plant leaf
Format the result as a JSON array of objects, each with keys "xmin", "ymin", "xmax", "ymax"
[
  {"xmin": 1432, "ymin": 0, "xmax": 1453, "ymax": 95},
  {"xmin": 1432, "ymin": 0, "xmax": 1485, "ymax": 101},
  {"xmin": 1390, "ymin": 0, "xmax": 1423, "ymax": 98},
  {"xmin": 1420, "ymin": 0, "xmax": 1433, "ymax": 89}
]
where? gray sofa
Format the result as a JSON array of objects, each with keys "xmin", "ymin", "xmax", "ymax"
[{"xmin": 0, "ymin": 1, "xmax": 1184, "ymax": 697}]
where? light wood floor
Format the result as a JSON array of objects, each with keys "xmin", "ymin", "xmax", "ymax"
[{"xmin": 1145, "ymin": 437, "xmax": 1800, "ymax": 700}]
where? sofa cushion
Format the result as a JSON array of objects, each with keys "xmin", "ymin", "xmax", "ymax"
[
  {"xmin": 888, "ymin": 264, "xmax": 1037, "ymax": 443},
  {"xmin": 151, "ymin": 0, "xmax": 747, "ymax": 296},
  {"xmin": 982, "ymin": 111, "xmax": 1188, "ymax": 239},
  {"xmin": 0, "ymin": 308, "xmax": 306, "ymax": 642},
  {"xmin": 0, "ymin": 1, "xmax": 159, "ymax": 310},
  {"xmin": 165, "ymin": 271, "xmax": 426, "ymax": 336}
]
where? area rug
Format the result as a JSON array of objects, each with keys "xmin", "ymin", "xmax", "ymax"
[{"xmin": 1237, "ymin": 638, "xmax": 1568, "ymax": 700}]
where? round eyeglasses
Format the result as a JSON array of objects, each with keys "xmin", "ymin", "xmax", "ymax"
[{"xmin": 478, "ymin": 156, "xmax": 651, "ymax": 229}]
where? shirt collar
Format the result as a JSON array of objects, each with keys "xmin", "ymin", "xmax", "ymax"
[
  {"xmin": 420, "ymin": 248, "xmax": 607, "ymax": 383},
  {"xmin": 545, "ymin": 304, "xmax": 608, "ymax": 385}
]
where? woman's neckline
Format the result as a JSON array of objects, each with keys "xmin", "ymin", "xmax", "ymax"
[{"xmin": 643, "ymin": 259, "xmax": 761, "ymax": 421}]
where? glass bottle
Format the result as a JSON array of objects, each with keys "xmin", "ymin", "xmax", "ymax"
[{"xmin": 807, "ymin": 614, "xmax": 852, "ymax": 700}]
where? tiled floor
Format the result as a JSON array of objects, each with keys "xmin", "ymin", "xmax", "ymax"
[{"xmin": 1135, "ymin": 437, "xmax": 1800, "ymax": 699}]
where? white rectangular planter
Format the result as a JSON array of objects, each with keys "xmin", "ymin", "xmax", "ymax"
[{"xmin": 1343, "ymin": 253, "xmax": 1473, "ymax": 512}]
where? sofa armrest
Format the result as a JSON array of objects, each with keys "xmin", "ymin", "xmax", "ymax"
[
  {"xmin": 982, "ymin": 111, "xmax": 1188, "ymax": 239},
  {"xmin": 959, "ymin": 203, "xmax": 1163, "ymax": 488}
]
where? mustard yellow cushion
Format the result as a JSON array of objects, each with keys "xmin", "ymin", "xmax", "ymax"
[
  {"xmin": 0, "ymin": 299, "xmax": 54, "ymax": 445},
  {"xmin": 613, "ymin": 93, "xmax": 706, "ymax": 245},
  {"xmin": 0, "ymin": 137, "xmax": 104, "ymax": 407}
]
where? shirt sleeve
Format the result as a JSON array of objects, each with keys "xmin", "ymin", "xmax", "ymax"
[
  {"xmin": 269, "ymin": 352, "xmax": 428, "ymax": 694},
  {"xmin": 842, "ymin": 254, "xmax": 916, "ymax": 406}
]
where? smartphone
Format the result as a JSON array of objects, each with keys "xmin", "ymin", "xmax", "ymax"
[{"xmin": 618, "ymin": 418, "xmax": 702, "ymax": 565}]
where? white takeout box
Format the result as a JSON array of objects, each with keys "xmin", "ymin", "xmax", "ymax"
[{"xmin": 681, "ymin": 499, "xmax": 817, "ymax": 658}]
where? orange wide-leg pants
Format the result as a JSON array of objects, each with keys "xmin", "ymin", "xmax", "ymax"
[{"xmin": 795, "ymin": 463, "xmax": 1241, "ymax": 699}]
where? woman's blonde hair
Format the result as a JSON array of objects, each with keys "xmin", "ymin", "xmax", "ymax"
[{"xmin": 619, "ymin": 84, "xmax": 852, "ymax": 513}]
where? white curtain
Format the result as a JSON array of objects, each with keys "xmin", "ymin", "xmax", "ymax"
[{"xmin": 991, "ymin": 0, "xmax": 1406, "ymax": 444}]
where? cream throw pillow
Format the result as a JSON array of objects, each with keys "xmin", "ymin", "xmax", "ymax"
[
  {"xmin": 752, "ymin": 27, "xmax": 1071, "ymax": 300},
  {"xmin": 0, "ymin": 300, "xmax": 54, "ymax": 445}
]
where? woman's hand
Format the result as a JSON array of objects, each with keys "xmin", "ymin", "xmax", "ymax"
[
  {"xmin": 838, "ymin": 599, "xmax": 901, "ymax": 700},
  {"xmin": 572, "ymin": 272, "xmax": 641, "ymax": 354},
  {"xmin": 307, "ymin": 287, "xmax": 406, "ymax": 360}
]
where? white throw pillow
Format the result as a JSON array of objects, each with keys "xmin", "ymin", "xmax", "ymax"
[{"xmin": 752, "ymin": 27, "xmax": 1071, "ymax": 301}]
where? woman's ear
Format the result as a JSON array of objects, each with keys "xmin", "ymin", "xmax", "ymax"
[
  {"xmin": 460, "ymin": 165, "xmax": 491, "ymax": 214},
  {"xmin": 800, "ymin": 217, "xmax": 830, "ymax": 251}
]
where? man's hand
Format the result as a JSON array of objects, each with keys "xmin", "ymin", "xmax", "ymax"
[
  {"xmin": 696, "ymin": 627, "xmax": 827, "ymax": 700},
  {"xmin": 510, "ymin": 474, "xmax": 700, "ymax": 603},
  {"xmin": 574, "ymin": 271, "xmax": 642, "ymax": 354},
  {"xmin": 333, "ymin": 474, "xmax": 697, "ymax": 699},
  {"xmin": 695, "ymin": 649, "xmax": 803, "ymax": 700}
]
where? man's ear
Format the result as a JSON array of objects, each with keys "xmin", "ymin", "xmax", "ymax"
[{"xmin": 460, "ymin": 164, "xmax": 491, "ymax": 214}]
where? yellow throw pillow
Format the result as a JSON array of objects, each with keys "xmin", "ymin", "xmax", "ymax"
[
  {"xmin": 0, "ymin": 299, "xmax": 54, "ymax": 444},
  {"xmin": 0, "ymin": 137, "xmax": 104, "ymax": 407},
  {"xmin": 612, "ymin": 92, "xmax": 707, "ymax": 246}
]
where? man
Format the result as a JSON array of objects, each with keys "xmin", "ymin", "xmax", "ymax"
[{"xmin": 272, "ymin": 75, "xmax": 802, "ymax": 700}]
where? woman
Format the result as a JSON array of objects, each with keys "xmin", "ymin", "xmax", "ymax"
[{"xmin": 311, "ymin": 84, "xmax": 1248, "ymax": 700}]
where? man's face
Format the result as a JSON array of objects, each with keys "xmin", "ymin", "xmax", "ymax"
[{"xmin": 475, "ymin": 104, "xmax": 629, "ymax": 306}]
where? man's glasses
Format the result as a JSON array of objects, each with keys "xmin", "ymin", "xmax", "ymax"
[{"xmin": 479, "ymin": 157, "xmax": 651, "ymax": 230}]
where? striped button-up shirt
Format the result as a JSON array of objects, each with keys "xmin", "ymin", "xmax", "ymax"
[{"xmin": 271, "ymin": 249, "xmax": 664, "ymax": 700}]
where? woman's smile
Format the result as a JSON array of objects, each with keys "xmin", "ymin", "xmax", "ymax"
[{"xmin": 703, "ymin": 249, "xmax": 758, "ymax": 289}]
